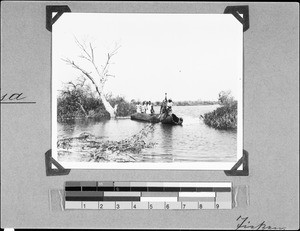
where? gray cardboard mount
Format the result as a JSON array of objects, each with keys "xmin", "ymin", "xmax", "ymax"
[{"xmin": 1, "ymin": 1, "xmax": 299, "ymax": 229}]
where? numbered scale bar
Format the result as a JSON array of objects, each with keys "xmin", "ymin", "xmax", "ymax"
[{"xmin": 64, "ymin": 181, "xmax": 232, "ymax": 210}]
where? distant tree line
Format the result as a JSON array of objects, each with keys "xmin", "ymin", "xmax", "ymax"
[
  {"xmin": 130, "ymin": 99, "xmax": 218, "ymax": 107},
  {"xmin": 173, "ymin": 100, "xmax": 218, "ymax": 106}
]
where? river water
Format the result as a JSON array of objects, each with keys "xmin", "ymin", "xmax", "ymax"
[{"xmin": 57, "ymin": 105, "xmax": 237, "ymax": 162}]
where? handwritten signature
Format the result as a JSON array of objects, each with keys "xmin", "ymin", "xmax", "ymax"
[{"xmin": 236, "ymin": 216, "xmax": 286, "ymax": 230}]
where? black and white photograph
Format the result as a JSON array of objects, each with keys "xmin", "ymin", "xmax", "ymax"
[{"xmin": 52, "ymin": 13, "xmax": 243, "ymax": 169}]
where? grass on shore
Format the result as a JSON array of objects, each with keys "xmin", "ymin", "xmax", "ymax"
[{"xmin": 203, "ymin": 102, "xmax": 237, "ymax": 130}]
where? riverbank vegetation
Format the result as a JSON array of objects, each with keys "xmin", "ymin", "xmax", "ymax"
[
  {"xmin": 203, "ymin": 91, "xmax": 237, "ymax": 130},
  {"xmin": 57, "ymin": 82, "xmax": 136, "ymax": 122}
]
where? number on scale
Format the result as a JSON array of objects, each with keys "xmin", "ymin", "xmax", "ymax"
[{"xmin": 73, "ymin": 201, "xmax": 225, "ymax": 210}]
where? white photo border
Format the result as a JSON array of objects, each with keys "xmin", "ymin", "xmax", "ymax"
[{"xmin": 51, "ymin": 13, "xmax": 243, "ymax": 170}]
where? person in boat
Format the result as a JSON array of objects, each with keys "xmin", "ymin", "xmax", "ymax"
[
  {"xmin": 145, "ymin": 101, "xmax": 149, "ymax": 114},
  {"xmin": 144, "ymin": 101, "xmax": 148, "ymax": 113},
  {"xmin": 146, "ymin": 101, "xmax": 154, "ymax": 115},
  {"xmin": 159, "ymin": 99, "xmax": 168, "ymax": 120},
  {"xmin": 160, "ymin": 99, "xmax": 167, "ymax": 114},
  {"xmin": 166, "ymin": 99, "xmax": 173, "ymax": 115},
  {"xmin": 136, "ymin": 102, "xmax": 142, "ymax": 113},
  {"xmin": 146, "ymin": 101, "xmax": 152, "ymax": 114},
  {"xmin": 149, "ymin": 101, "xmax": 155, "ymax": 114},
  {"xmin": 160, "ymin": 93, "xmax": 168, "ymax": 114},
  {"xmin": 141, "ymin": 101, "xmax": 146, "ymax": 113},
  {"xmin": 144, "ymin": 101, "xmax": 150, "ymax": 114}
]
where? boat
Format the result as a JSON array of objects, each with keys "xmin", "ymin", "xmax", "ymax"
[
  {"xmin": 130, "ymin": 113, "xmax": 160, "ymax": 123},
  {"xmin": 160, "ymin": 113, "xmax": 183, "ymax": 125}
]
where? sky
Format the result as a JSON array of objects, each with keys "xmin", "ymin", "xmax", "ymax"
[{"xmin": 52, "ymin": 13, "xmax": 243, "ymax": 102}]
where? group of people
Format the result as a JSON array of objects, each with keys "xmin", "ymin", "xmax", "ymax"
[
  {"xmin": 135, "ymin": 94, "xmax": 173, "ymax": 116},
  {"xmin": 136, "ymin": 101, "xmax": 155, "ymax": 114},
  {"xmin": 160, "ymin": 98, "xmax": 173, "ymax": 116}
]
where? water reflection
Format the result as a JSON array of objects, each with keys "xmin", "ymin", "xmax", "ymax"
[{"xmin": 160, "ymin": 124, "xmax": 174, "ymax": 162}]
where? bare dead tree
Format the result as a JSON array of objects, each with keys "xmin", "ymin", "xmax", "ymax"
[
  {"xmin": 66, "ymin": 76, "xmax": 87, "ymax": 90},
  {"xmin": 62, "ymin": 38, "xmax": 121, "ymax": 118}
]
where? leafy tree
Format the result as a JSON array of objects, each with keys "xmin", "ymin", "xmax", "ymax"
[
  {"xmin": 218, "ymin": 90, "xmax": 235, "ymax": 105},
  {"xmin": 107, "ymin": 95, "xmax": 136, "ymax": 117}
]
